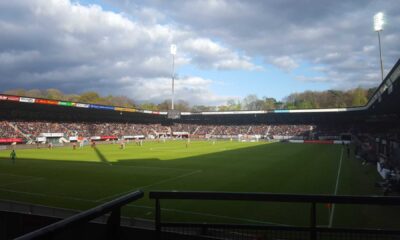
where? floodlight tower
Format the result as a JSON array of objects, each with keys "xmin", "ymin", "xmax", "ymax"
[
  {"xmin": 374, "ymin": 12, "xmax": 384, "ymax": 81},
  {"xmin": 170, "ymin": 44, "xmax": 177, "ymax": 110}
]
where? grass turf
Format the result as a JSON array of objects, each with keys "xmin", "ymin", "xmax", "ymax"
[{"xmin": 0, "ymin": 141, "xmax": 398, "ymax": 229}]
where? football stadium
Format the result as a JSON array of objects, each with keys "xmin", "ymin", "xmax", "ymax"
[
  {"xmin": 1, "ymin": 1, "xmax": 400, "ymax": 240},
  {"xmin": 0, "ymin": 59, "xmax": 399, "ymax": 239}
]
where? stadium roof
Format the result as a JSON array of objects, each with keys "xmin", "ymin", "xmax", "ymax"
[{"xmin": 0, "ymin": 58, "xmax": 399, "ymax": 124}]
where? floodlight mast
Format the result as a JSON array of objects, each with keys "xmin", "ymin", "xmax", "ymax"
[
  {"xmin": 374, "ymin": 12, "xmax": 384, "ymax": 82},
  {"xmin": 170, "ymin": 44, "xmax": 177, "ymax": 110}
]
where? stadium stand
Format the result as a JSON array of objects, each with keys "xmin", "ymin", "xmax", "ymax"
[{"xmin": 0, "ymin": 120, "xmax": 354, "ymax": 142}]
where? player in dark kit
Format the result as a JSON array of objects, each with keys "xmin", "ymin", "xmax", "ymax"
[{"xmin": 10, "ymin": 150, "xmax": 16, "ymax": 164}]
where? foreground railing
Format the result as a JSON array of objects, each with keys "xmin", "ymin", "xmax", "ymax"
[
  {"xmin": 15, "ymin": 190, "xmax": 144, "ymax": 240},
  {"xmin": 149, "ymin": 191, "xmax": 400, "ymax": 240}
]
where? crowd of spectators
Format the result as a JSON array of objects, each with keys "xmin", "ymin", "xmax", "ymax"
[
  {"xmin": 0, "ymin": 121, "xmax": 23, "ymax": 138},
  {"xmin": 171, "ymin": 124, "xmax": 197, "ymax": 134},
  {"xmin": 269, "ymin": 125, "xmax": 312, "ymax": 138},
  {"xmin": 212, "ymin": 125, "xmax": 250, "ymax": 136},
  {"xmin": 194, "ymin": 125, "xmax": 216, "ymax": 136},
  {"xmin": 12, "ymin": 121, "xmax": 68, "ymax": 138},
  {"xmin": 352, "ymin": 127, "xmax": 400, "ymax": 195},
  {"xmin": 0, "ymin": 121, "xmax": 354, "ymax": 140}
]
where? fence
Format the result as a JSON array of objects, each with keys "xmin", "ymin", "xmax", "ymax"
[
  {"xmin": 15, "ymin": 190, "xmax": 144, "ymax": 240},
  {"xmin": 149, "ymin": 191, "xmax": 400, "ymax": 240}
]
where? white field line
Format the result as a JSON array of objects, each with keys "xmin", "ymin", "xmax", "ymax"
[
  {"xmin": 329, "ymin": 148, "xmax": 344, "ymax": 228},
  {"xmin": 126, "ymin": 204, "xmax": 290, "ymax": 226},
  {"xmin": 95, "ymin": 170, "xmax": 202, "ymax": 202},
  {"xmin": 111, "ymin": 164, "xmax": 199, "ymax": 172},
  {"xmin": 46, "ymin": 161, "xmax": 196, "ymax": 172},
  {"xmin": 0, "ymin": 188, "xmax": 94, "ymax": 202},
  {"xmin": 136, "ymin": 170, "xmax": 202, "ymax": 189},
  {"xmin": 0, "ymin": 173, "xmax": 40, "ymax": 178},
  {"xmin": 0, "ymin": 177, "xmax": 44, "ymax": 187}
]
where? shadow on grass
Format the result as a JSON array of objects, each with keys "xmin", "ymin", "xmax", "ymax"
[
  {"xmin": 0, "ymin": 143, "xmax": 398, "ymax": 228},
  {"xmin": 93, "ymin": 146, "xmax": 110, "ymax": 164}
]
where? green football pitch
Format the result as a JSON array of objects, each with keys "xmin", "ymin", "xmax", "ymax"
[{"xmin": 0, "ymin": 141, "xmax": 398, "ymax": 229}]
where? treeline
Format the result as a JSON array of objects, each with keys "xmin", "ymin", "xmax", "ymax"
[
  {"xmin": 3, "ymin": 87, "xmax": 376, "ymax": 111},
  {"xmin": 216, "ymin": 87, "xmax": 376, "ymax": 111}
]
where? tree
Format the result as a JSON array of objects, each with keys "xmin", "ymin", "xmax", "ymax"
[
  {"xmin": 192, "ymin": 105, "xmax": 214, "ymax": 112},
  {"xmin": 157, "ymin": 100, "xmax": 170, "ymax": 111},
  {"xmin": 263, "ymin": 97, "xmax": 277, "ymax": 110},
  {"xmin": 140, "ymin": 102, "xmax": 159, "ymax": 111},
  {"xmin": 4, "ymin": 89, "xmax": 27, "ymax": 96},
  {"xmin": 242, "ymin": 94, "xmax": 259, "ymax": 110},
  {"xmin": 45, "ymin": 89, "xmax": 64, "ymax": 100},
  {"xmin": 175, "ymin": 100, "xmax": 190, "ymax": 111},
  {"xmin": 25, "ymin": 89, "xmax": 44, "ymax": 98},
  {"xmin": 226, "ymin": 99, "xmax": 241, "ymax": 110},
  {"xmin": 78, "ymin": 92, "xmax": 100, "ymax": 103},
  {"xmin": 351, "ymin": 88, "xmax": 368, "ymax": 106}
]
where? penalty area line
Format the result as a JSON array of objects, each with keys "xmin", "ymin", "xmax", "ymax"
[
  {"xmin": 0, "ymin": 188, "xmax": 94, "ymax": 203},
  {"xmin": 126, "ymin": 204, "xmax": 291, "ymax": 226},
  {"xmin": 0, "ymin": 177, "xmax": 44, "ymax": 187}
]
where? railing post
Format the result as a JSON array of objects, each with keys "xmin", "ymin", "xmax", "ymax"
[
  {"xmin": 155, "ymin": 198, "xmax": 161, "ymax": 240},
  {"xmin": 107, "ymin": 207, "xmax": 121, "ymax": 240},
  {"xmin": 310, "ymin": 202, "xmax": 317, "ymax": 240},
  {"xmin": 200, "ymin": 224, "xmax": 208, "ymax": 236}
]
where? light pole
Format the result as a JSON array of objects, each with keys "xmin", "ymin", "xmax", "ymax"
[
  {"xmin": 170, "ymin": 44, "xmax": 177, "ymax": 110},
  {"xmin": 374, "ymin": 12, "xmax": 384, "ymax": 81}
]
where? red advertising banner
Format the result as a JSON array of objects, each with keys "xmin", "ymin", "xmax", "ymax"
[
  {"xmin": 35, "ymin": 99, "xmax": 59, "ymax": 105},
  {"xmin": 0, "ymin": 95, "xmax": 8, "ymax": 100},
  {"xmin": 100, "ymin": 136, "xmax": 118, "ymax": 140},
  {"xmin": 6, "ymin": 96, "xmax": 20, "ymax": 101},
  {"xmin": 0, "ymin": 138, "xmax": 23, "ymax": 143}
]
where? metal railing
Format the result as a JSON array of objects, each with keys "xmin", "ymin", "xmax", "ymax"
[
  {"xmin": 15, "ymin": 190, "xmax": 144, "ymax": 240},
  {"xmin": 149, "ymin": 191, "xmax": 400, "ymax": 240}
]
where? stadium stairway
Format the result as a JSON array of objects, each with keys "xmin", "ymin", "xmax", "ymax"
[
  {"xmin": 192, "ymin": 126, "xmax": 200, "ymax": 135},
  {"xmin": 5, "ymin": 121, "xmax": 32, "ymax": 142}
]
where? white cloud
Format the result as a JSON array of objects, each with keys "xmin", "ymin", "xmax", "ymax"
[
  {"xmin": 115, "ymin": 76, "xmax": 232, "ymax": 105},
  {"xmin": 182, "ymin": 38, "xmax": 262, "ymax": 70},
  {"xmin": 272, "ymin": 56, "xmax": 299, "ymax": 72},
  {"xmin": 363, "ymin": 45, "xmax": 375, "ymax": 52},
  {"xmin": 2, "ymin": 0, "xmax": 400, "ymax": 104},
  {"xmin": 0, "ymin": 0, "xmax": 259, "ymax": 105},
  {"xmin": 106, "ymin": 0, "xmax": 400, "ymax": 90},
  {"xmin": 295, "ymin": 75, "xmax": 329, "ymax": 83}
]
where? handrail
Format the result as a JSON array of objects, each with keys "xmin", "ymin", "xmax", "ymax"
[
  {"xmin": 15, "ymin": 190, "xmax": 144, "ymax": 240},
  {"xmin": 162, "ymin": 222, "xmax": 400, "ymax": 235},
  {"xmin": 150, "ymin": 191, "xmax": 400, "ymax": 240},
  {"xmin": 149, "ymin": 191, "xmax": 400, "ymax": 205}
]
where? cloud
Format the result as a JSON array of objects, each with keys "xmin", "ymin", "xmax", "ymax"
[
  {"xmin": 0, "ymin": 0, "xmax": 257, "ymax": 105},
  {"xmin": 2, "ymin": 0, "xmax": 400, "ymax": 105},
  {"xmin": 106, "ymin": 0, "xmax": 400, "ymax": 89},
  {"xmin": 295, "ymin": 75, "xmax": 329, "ymax": 83},
  {"xmin": 181, "ymin": 38, "xmax": 262, "ymax": 70},
  {"xmin": 113, "ymin": 76, "xmax": 233, "ymax": 105},
  {"xmin": 271, "ymin": 56, "xmax": 299, "ymax": 72}
]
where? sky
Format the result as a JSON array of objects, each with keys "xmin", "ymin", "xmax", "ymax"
[{"xmin": 0, "ymin": 0, "xmax": 399, "ymax": 106}]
